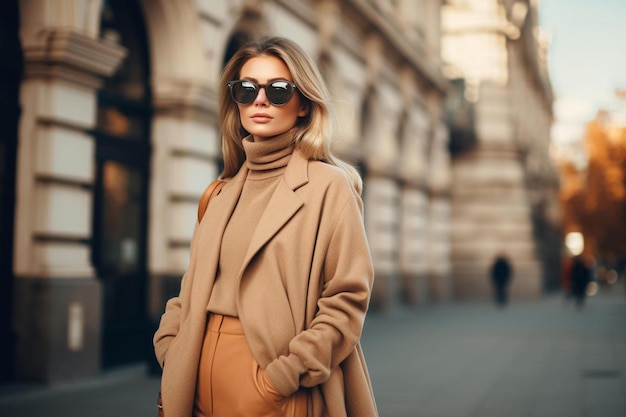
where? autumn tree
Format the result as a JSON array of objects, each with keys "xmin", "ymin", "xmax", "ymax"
[{"xmin": 559, "ymin": 110, "xmax": 626, "ymax": 263}]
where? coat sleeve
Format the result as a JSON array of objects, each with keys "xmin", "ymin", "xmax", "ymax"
[
  {"xmin": 264, "ymin": 190, "xmax": 374, "ymax": 396},
  {"xmin": 153, "ymin": 274, "xmax": 186, "ymax": 367},
  {"xmin": 153, "ymin": 221, "xmax": 201, "ymax": 367}
]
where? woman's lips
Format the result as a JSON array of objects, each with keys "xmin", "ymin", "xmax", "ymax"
[{"xmin": 251, "ymin": 113, "xmax": 273, "ymax": 123}]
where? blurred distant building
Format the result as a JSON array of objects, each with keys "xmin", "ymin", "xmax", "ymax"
[
  {"xmin": 442, "ymin": 0, "xmax": 560, "ymax": 300},
  {"xmin": 1, "ymin": 0, "xmax": 452, "ymax": 383}
]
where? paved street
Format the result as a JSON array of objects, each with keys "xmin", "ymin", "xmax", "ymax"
[
  {"xmin": 363, "ymin": 285, "xmax": 626, "ymax": 417},
  {"xmin": 1, "ymin": 284, "xmax": 624, "ymax": 417}
]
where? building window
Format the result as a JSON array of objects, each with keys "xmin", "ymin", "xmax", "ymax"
[{"xmin": 94, "ymin": 0, "xmax": 152, "ymax": 368}]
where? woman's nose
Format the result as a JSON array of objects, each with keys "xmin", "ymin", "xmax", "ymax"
[{"xmin": 253, "ymin": 87, "xmax": 269, "ymax": 106}]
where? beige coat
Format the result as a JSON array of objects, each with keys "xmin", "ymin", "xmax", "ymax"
[{"xmin": 154, "ymin": 150, "xmax": 378, "ymax": 417}]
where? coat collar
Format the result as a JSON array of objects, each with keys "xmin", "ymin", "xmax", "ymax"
[
  {"xmin": 192, "ymin": 149, "xmax": 311, "ymax": 304},
  {"xmin": 282, "ymin": 148, "xmax": 309, "ymax": 191}
]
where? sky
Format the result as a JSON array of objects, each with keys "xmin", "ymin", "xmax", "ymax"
[{"xmin": 539, "ymin": 0, "xmax": 626, "ymax": 145}]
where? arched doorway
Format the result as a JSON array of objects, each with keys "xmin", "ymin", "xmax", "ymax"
[
  {"xmin": 223, "ymin": 32, "xmax": 252, "ymax": 66},
  {"xmin": 0, "ymin": 0, "xmax": 22, "ymax": 382},
  {"xmin": 93, "ymin": 0, "xmax": 152, "ymax": 368}
]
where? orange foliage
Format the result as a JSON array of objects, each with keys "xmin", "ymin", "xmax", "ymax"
[{"xmin": 558, "ymin": 112, "xmax": 626, "ymax": 258}]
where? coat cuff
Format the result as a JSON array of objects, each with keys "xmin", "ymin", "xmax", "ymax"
[{"xmin": 264, "ymin": 353, "xmax": 306, "ymax": 397}]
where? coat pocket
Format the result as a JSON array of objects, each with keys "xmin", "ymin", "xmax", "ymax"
[{"xmin": 254, "ymin": 364, "xmax": 287, "ymax": 410}]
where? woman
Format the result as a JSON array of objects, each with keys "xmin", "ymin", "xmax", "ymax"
[{"xmin": 154, "ymin": 36, "xmax": 378, "ymax": 417}]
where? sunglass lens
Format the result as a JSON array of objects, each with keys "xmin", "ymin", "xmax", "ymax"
[
  {"xmin": 232, "ymin": 81, "xmax": 258, "ymax": 104},
  {"xmin": 266, "ymin": 81, "xmax": 294, "ymax": 106},
  {"xmin": 229, "ymin": 80, "xmax": 296, "ymax": 106}
]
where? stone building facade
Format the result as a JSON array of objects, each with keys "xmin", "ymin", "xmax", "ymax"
[
  {"xmin": 441, "ymin": 0, "xmax": 559, "ymax": 300},
  {"xmin": 1, "ymin": 0, "xmax": 452, "ymax": 383}
]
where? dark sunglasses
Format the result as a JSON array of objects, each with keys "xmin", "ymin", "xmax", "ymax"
[{"xmin": 227, "ymin": 79, "xmax": 298, "ymax": 106}]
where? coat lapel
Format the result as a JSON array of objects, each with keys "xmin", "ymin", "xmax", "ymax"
[
  {"xmin": 192, "ymin": 150, "xmax": 309, "ymax": 303},
  {"xmin": 191, "ymin": 166, "xmax": 248, "ymax": 304},
  {"xmin": 238, "ymin": 150, "xmax": 309, "ymax": 276}
]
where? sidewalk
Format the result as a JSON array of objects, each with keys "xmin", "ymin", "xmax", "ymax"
[
  {"xmin": 1, "ymin": 284, "xmax": 624, "ymax": 417},
  {"xmin": 363, "ymin": 285, "xmax": 626, "ymax": 417},
  {"xmin": 0, "ymin": 365, "xmax": 161, "ymax": 417}
]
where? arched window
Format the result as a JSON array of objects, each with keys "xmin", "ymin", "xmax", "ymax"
[
  {"xmin": 93, "ymin": 0, "xmax": 152, "ymax": 368},
  {"xmin": 223, "ymin": 32, "xmax": 251, "ymax": 66},
  {"xmin": 396, "ymin": 108, "xmax": 408, "ymax": 152},
  {"xmin": 360, "ymin": 86, "xmax": 375, "ymax": 143}
]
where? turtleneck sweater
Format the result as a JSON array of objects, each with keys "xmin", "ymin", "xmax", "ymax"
[{"xmin": 207, "ymin": 131, "xmax": 295, "ymax": 316}]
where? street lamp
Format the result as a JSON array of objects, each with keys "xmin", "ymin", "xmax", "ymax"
[{"xmin": 565, "ymin": 231, "xmax": 584, "ymax": 256}]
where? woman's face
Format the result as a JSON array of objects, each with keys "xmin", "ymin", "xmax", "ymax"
[{"xmin": 236, "ymin": 55, "xmax": 309, "ymax": 142}]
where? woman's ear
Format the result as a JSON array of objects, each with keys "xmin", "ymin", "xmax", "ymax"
[{"xmin": 298, "ymin": 101, "xmax": 310, "ymax": 118}]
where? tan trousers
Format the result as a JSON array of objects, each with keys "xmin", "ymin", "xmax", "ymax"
[{"xmin": 194, "ymin": 314, "xmax": 308, "ymax": 417}]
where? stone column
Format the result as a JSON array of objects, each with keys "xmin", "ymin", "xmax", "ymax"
[
  {"xmin": 364, "ymin": 175, "xmax": 401, "ymax": 310},
  {"xmin": 361, "ymin": 52, "xmax": 404, "ymax": 308},
  {"xmin": 147, "ymin": 84, "xmax": 222, "ymax": 320},
  {"xmin": 398, "ymin": 99, "xmax": 431, "ymax": 306},
  {"xmin": 426, "ymin": 121, "xmax": 453, "ymax": 301},
  {"xmin": 427, "ymin": 195, "xmax": 452, "ymax": 301},
  {"xmin": 14, "ymin": 17, "xmax": 125, "ymax": 381},
  {"xmin": 139, "ymin": 0, "xmax": 224, "ymax": 329},
  {"xmin": 398, "ymin": 188, "xmax": 430, "ymax": 305},
  {"xmin": 316, "ymin": 0, "xmax": 365, "ymax": 165}
]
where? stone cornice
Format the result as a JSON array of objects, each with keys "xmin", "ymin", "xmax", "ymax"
[
  {"xmin": 446, "ymin": 2, "xmax": 553, "ymax": 110},
  {"xmin": 274, "ymin": 0, "xmax": 317, "ymax": 27},
  {"xmin": 152, "ymin": 79, "xmax": 218, "ymax": 120},
  {"xmin": 345, "ymin": 0, "xmax": 448, "ymax": 93},
  {"xmin": 427, "ymin": 187, "xmax": 452, "ymax": 199},
  {"xmin": 22, "ymin": 30, "xmax": 126, "ymax": 88},
  {"xmin": 398, "ymin": 172, "xmax": 428, "ymax": 189},
  {"xmin": 517, "ymin": 21, "xmax": 554, "ymax": 110},
  {"xmin": 442, "ymin": 16, "xmax": 521, "ymax": 39}
]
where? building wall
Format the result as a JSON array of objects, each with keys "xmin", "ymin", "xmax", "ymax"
[
  {"xmin": 12, "ymin": 0, "xmax": 451, "ymax": 382},
  {"xmin": 504, "ymin": 0, "xmax": 561, "ymax": 290},
  {"xmin": 14, "ymin": 1, "xmax": 126, "ymax": 381},
  {"xmin": 442, "ymin": 0, "xmax": 555, "ymax": 300}
]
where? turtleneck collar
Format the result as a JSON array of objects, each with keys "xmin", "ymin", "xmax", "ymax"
[{"xmin": 242, "ymin": 129, "xmax": 296, "ymax": 179}]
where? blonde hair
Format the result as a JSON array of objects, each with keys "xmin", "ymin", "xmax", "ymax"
[{"xmin": 218, "ymin": 36, "xmax": 362, "ymax": 194}]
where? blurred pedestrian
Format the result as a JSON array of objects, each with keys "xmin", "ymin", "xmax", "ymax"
[
  {"xmin": 570, "ymin": 255, "xmax": 592, "ymax": 310},
  {"xmin": 490, "ymin": 254, "xmax": 513, "ymax": 308},
  {"xmin": 561, "ymin": 256, "xmax": 573, "ymax": 304}
]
